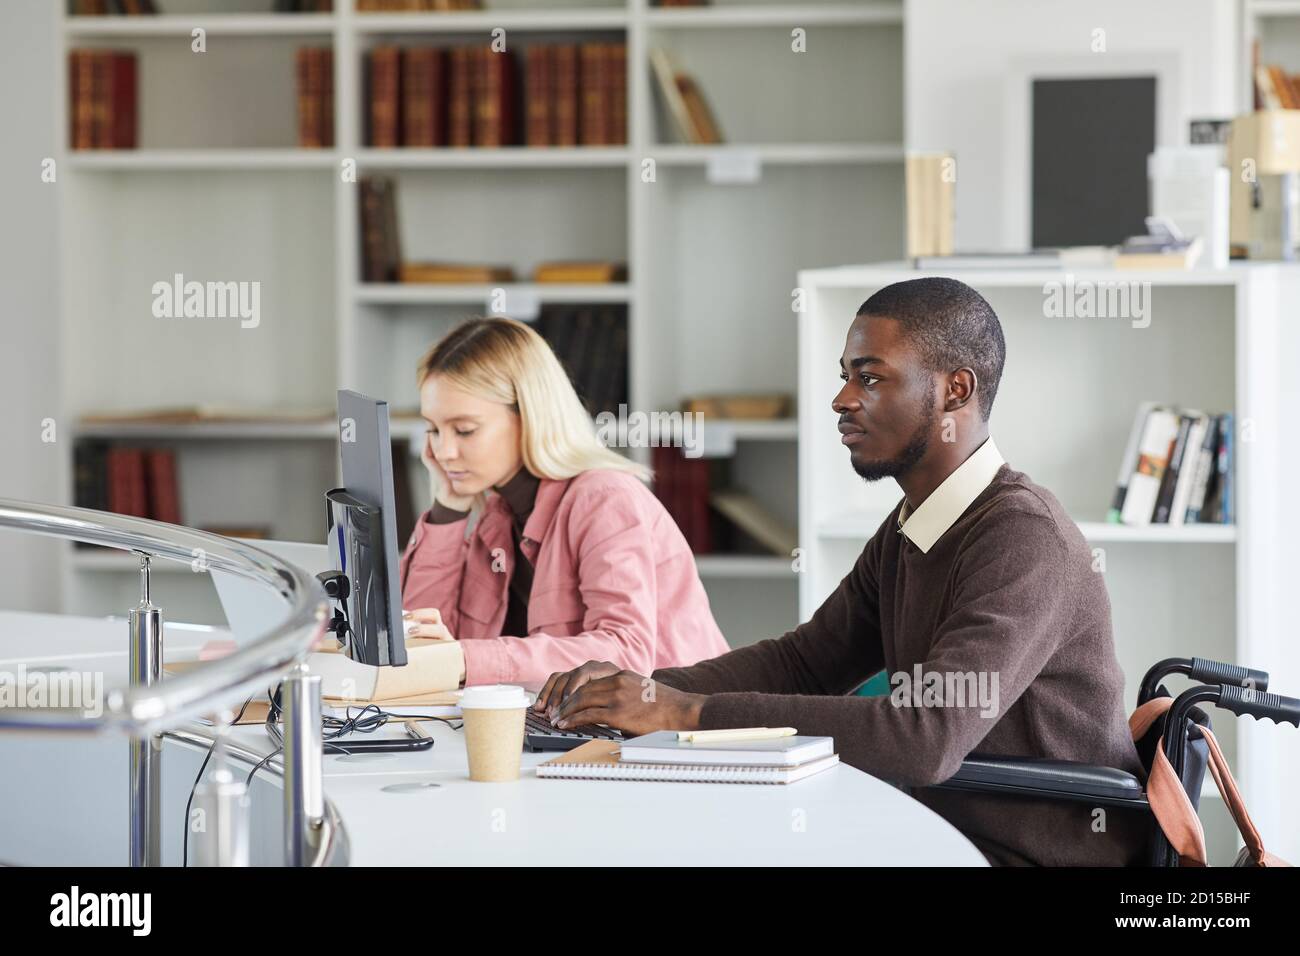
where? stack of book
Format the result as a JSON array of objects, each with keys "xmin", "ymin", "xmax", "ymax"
[
  {"xmin": 1109, "ymin": 403, "xmax": 1234, "ymax": 527},
  {"xmin": 74, "ymin": 443, "xmax": 181, "ymax": 527},
  {"xmin": 68, "ymin": 51, "xmax": 137, "ymax": 150},
  {"xmin": 538, "ymin": 730, "xmax": 839, "ymax": 785},
  {"xmin": 295, "ymin": 47, "xmax": 335, "ymax": 148},
  {"xmin": 365, "ymin": 43, "xmax": 627, "ymax": 148},
  {"xmin": 399, "ymin": 263, "xmax": 514, "ymax": 283},
  {"xmin": 537, "ymin": 304, "xmax": 628, "ymax": 417},
  {"xmin": 533, "ymin": 261, "xmax": 627, "ymax": 284}
]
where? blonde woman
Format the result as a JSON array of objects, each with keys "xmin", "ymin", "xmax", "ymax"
[{"xmin": 399, "ymin": 317, "xmax": 730, "ymax": 688}]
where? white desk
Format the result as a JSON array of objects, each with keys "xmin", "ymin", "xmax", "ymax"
[{"xmin": 0, "ymin": 610, "xmax": 987, "ymax": 866}]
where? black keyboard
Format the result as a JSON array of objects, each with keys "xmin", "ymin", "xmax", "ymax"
[{"xmin": 523, "ymin": 708, "xmax": 624, "ymax": 752}]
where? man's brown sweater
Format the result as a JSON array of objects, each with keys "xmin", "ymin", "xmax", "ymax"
[{"xmin": 653, "ymin": 463, "xmax": 1148, "ymax": 866}]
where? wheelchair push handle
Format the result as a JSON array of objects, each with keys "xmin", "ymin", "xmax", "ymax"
[
  {"xmin": 1217, "ymin": 684, "xmax": 1300, "ymax": 729},
  {"xmin": 1188, "ymin": 657, "xmax": 1269, "ymax": 695}
]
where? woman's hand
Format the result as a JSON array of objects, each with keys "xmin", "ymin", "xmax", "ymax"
[
  {"xmin": 420, "ymin": 431, "xmax": 475, "ymax": 511},
  {"xmin": 402, "ymin": 607, "xmax": 456, "ymax": 642}
]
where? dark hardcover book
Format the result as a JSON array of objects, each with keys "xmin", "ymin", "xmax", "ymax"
[
  {"xmin": 525, "ymin": 45, "xmax": 552, "ymax": 147},
  {"xmin": 651, "ymin": 446, "xmax": 680, "ymax": 542},
  {"xmin": 90, "ymin": 51, "xmax": 110, "ymax": 148},
  {"xmin": 578, "ymin": 44, "xmax": 608, "ymax": 146},
  {"xmin": 70, "ymin": 51, "xmax": 95, "ymax": 150},
  {"xmin": 1218, "ymin": 412, "xmax": 1234, "ymax": 524},
  {"xmin": 320, "ymin": 48, "xmax": 335, "ymax": 147},
  {"xmin": 107, "ymin": 447, "xmax": 149, "ymax": 519},
  {"xmin": 474, "ymin": 47, "xmax": 517, "ymax": 147},
  {"xmin": 447, "ymin": 46, "xmax": 474, "ymax": 147},
  {"xmin": 74, "ymin": 441, "xmax": 109, "ymax": 513},
  {"xmin": 1183, "ymin": 416, "xmax": 1220, "ymax": 524},
  {"xmin": 401, "ymin": 47, "xmax": 445, "ymax": 147},
  {"xmin": 144, "ymin": 448, "xmax": 181, "ymax": 525},
  {"xmin": 359, "ymin": 177, "xmax": 400, "ymax": 283},
  {"xmin": 295, "ymin": 48, "xmax": 313, "ymax": 147},
  {"xmin": 594, "ymin": 307, "xmax": 627, "ymax": 414},
  {"xmin": 1152, "ymin": 414, "xmax": 1193, "ymax": 523},
  {"xmin": 552, "ymin": 44, "xmax": 578, "ymax": 146},
  {"xmin": 608, "ymin": 42, "xmax": 627, "ymax": 145},
  {"xmin": 368, "ymin": 46, "xmax": 402, "ymax": 147},
  {"xmin": 110, "ymin": 53, "xmax": 137, "ymax": 149}
]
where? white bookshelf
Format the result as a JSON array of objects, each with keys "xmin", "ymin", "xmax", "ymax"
[
  {"xmin": 56, "ymin": 0, "xmax": 906, "ymax": 646},
  {"xmin": 796, "ymin": 261, "xmax": 1300, "ymax": 860},
  {"xmin": 1242, "ymin": 0, "xmax": 1300, "ymax": 109}
]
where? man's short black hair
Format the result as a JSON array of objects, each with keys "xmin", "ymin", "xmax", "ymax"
[{"xmin": 857, "ymin": 277, "xmax": 1006, "ymax": 421}]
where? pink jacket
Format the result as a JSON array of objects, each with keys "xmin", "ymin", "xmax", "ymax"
[{"xmin": 399, "ymin": 469, "xmax": 731, "ymax": 686}]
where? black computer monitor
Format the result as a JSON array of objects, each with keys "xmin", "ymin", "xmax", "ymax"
[{"xmin": 326, "ymin": 390, "xmax": 407, "ymax": 668}]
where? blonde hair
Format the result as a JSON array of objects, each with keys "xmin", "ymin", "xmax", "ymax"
[{"xmin": 417, "ymin": 317, "xmax": 649, "ymax": 485}]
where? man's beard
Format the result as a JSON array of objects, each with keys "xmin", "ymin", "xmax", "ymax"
[{"xmin": 850, "ymin": 395, "xmax": 935, "ymax": 483}]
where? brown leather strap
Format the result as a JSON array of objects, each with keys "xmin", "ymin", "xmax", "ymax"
[
  {"xmin": 1146, "ymin": 735, "xmax": 1208, "ymax": 866},
  {"xmin": 1198, "ymin": 727, "xmax": 1280, "ymax": 866},
  {"xmin": 1129, "ymin": 696, "xmax": 1171, "ymax": 741},
  {"xmin": 1131, "ymin": 699, "xmax": 1292, "ymax": 867}
]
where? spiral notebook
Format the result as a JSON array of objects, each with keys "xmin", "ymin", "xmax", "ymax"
[{"xmin": 535, "ymin": 739, "xmax": 839, "ymax": 785}]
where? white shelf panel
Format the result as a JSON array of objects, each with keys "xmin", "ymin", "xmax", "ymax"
[
  {"xmin": 652, "ymin": 143, "xmax": 904, "ymax": 166},
  {"xmin": 353, "ymin": 8, "xmax": 628, "ymax": 33},
  {"xmin": 707, "ymin": 418, "xmax": 798, "ymax": 441},
  {"xmin": 694, "ymin": 555, "xmax": 796, "ymax": 578},
  {"xmin": 1077, "ymin": 522, "xmax": 1237, "ymax": 544},
  {"xmin": 1248, "ymin": 0, "xmax": 1300, "ymax": 17},
  {"xmin": 65, "ymin": 150, "xmax": 338, "ymax": 171},
  {"xmin": 646, "ymin": 3, "xmax": 902, "ymax": 29},
  {"xmin": 799, "ymin": 262, "xmax": 1280, "ymax": 290},
  {"xmin": 816, "ymin": 512, "xmax": 1237, "ymax": 544},
  {"xmin": 356, "ymin": 147, "xmax": 629, "ymax": 169},
  {"xmin": 64, "ymin": 13, "xmax": 336, "ymax": 37},
  {"xmin": 356, "ymin": 282, "xmax": 632, "ymax": 305},
  {"xmin": 74, "ymin": 420, "xmax": 337, "ymax": 441}
]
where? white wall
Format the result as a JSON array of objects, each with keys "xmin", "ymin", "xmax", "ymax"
[
  {"xmin": 0, "ymin": 0, "xmax": 61, "ymax": 612},
  {"xmin": 905, "ymin": 0, "xmax": 1239, "ymax": 251}
]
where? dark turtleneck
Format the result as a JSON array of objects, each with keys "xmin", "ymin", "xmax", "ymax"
[{"xmin": 428, "ymin": 466, "xmax": 540, "ymax": 637}]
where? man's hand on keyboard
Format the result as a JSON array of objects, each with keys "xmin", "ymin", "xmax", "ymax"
[{"xmin": 547, "ymin": 667, "xmax": 706, "ymax": 736}]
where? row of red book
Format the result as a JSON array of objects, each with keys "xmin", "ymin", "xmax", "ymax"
[
  {"xmin": 69, "ymin": 51, "xmax": 137, "ymax": 150},
  {"xmin": 367, "ymin": 43, "xmax": 627, "ymax": 148},
  {"xmin": 653, "ymin": 447, "xmax": 715, "ymax": 555},
  {"xmin": 74, "ymin": 444, "xmax": 181, "ymax": 526},
  {"xmin": 71, "ymin": 0, "xmax": 158, "ymax": 13},
  {"xmin": 296, "ymin": 48, "xmax": 336, "ymax": 148}
]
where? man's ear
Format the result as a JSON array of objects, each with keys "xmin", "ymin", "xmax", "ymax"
[{"xmin": 944, "ymin": 367, "xmax": 978, "ymax": 412}]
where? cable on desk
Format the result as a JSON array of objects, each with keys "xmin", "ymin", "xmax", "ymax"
[{"xmin": 181, "ymin": 694, "xmax": 252, "ymax": 868}]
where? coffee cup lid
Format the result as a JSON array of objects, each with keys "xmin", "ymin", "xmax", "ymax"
[{"xmin": 460, "ymin": 684, "xmax": 529, "ymax": 710}]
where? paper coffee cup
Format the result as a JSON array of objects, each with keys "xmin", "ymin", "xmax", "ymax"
[{"xmin": 460, "ymin": 684, "xmax": 529, "ymax": 782}]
